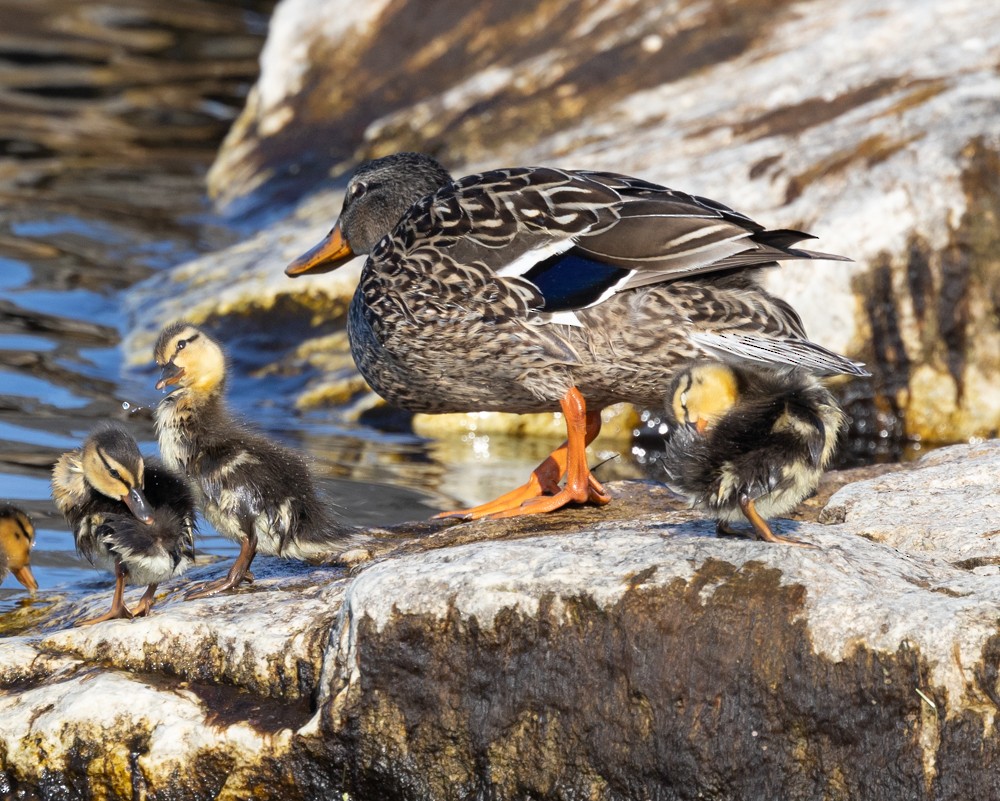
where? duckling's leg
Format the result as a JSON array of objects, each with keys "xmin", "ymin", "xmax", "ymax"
[
  {"xmin": 131, "ymin": 583, "xmax": 159, "ymax": 617},
  {"xmin": 489, "ymin": 387, "xmax": 612, "ymax": 519},
  {"xmin": 78, "ymin": 559, "xmax": 134, "ymax": 626},
  {"xmin": 186, "ymin": 532, "xmax": 257, "ymax": 600},
  {"xmin": 435, "ymin": 393, "xmax": 607, "ymax": 519},
  {"xmin": 738, "ymin": 495, "xmax": 814, "ymax": 547}
]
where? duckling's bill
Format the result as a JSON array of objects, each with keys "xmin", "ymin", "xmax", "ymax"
[
  {"xmin": 11, "ymin": 564, "xmax": 38, "ymax": 593},
  {"xmin": 286, "ymin": 221, "xmax": 354, "ymax": 276},
  {"xmin": 155, "ymin": 361, "xmax": 185, "ymax": 391},
  {"xmin": 124, "ymin": 486, "xmax": 154, "ymax": 524}
]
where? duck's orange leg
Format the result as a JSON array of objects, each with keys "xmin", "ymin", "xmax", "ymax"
[{"xmin": 435, "ymin": 390, "xmax": 607, "ymax": 520}]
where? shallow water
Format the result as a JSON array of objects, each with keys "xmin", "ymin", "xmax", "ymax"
[{"xmin": 0, "ymin": 0, "xmax": 445, "ymax": 611}]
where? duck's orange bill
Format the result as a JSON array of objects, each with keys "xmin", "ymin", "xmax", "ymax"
[
  {"xmin": 285, "ymin": 221, "xmax": 355, "ymax": 276},
  {"xmin": 12, "ymin": 564, "xmax": 38, "ymax": 593}
]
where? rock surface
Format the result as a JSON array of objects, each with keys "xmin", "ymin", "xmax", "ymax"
[{"xmin": 3, "ymin": 441, "xmax": 1000, "ymax": 799}]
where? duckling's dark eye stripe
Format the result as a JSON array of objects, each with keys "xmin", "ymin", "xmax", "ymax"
[
  {"xmin": 173, "ymin": 333, "xmax": 199, "ymax": 359},
  {"xmin": 97, "ymin": 449, "xmax": 127, "ymax": 485},
  {"xmin": 15, "ymin": 517, "xmax": 31, "ymax": 542}
]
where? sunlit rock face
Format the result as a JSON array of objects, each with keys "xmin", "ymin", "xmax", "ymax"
[
  {"xmin": 186, "ymin": 0, "xmax": 1000, "ymax": 447},
  {"xmin": 3, "ymin": 443, "xmax": 1000, "ymax": 798}
]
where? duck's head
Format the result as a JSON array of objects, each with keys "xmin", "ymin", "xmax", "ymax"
[
  {"xmin": 81, "ymin": 424, "xmax": 154, "ymax": 524},
  {"xmin": 154, "ymin": 322, "xmax": 226, "ymax": 398},
  {"xmin": 0, "ymin": 504, "xmax": 37, "ymax": 592},
  {"xmin": 670, "ymin": 363, "xmax": 741, "ymax": 433},
  {"xmin": 286, "ymin": 152, "xmax": 453, "ymax": 277}
]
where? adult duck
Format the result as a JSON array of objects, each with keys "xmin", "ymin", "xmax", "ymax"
[{"xmin": 286, "ymin": 153, "xmax": 866, "ymax": 519}]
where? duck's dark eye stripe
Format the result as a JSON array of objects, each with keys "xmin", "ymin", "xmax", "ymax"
[{"xmin": 15, "ymin": 517, "xmax": 31, "ymax": 542}]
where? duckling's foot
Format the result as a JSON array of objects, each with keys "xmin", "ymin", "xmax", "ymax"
[
  {"xmin": 739, "ymin": 496, "xmax": 816, "ymax": 548},
  {"xmin": 186, "ymin": 537, "xmax": 257, "ymax": 600},
  {"xmin": 78, "ymin": 561, "xmax": 133, "ymax": 626},
  {"xmin": 131, "ymin": 583, "xmax": 159, "ymax": 617},
  {"xmin": 185, "ymin": 572, "xmax": 254, "ymax": 600}
]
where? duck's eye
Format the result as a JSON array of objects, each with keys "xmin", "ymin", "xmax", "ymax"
[
  {"xmin": 347, "ymin": 181, "xmax": 367, "ymax": 202},
  {"xmin": 176, "ymin": 340, "xmax": 187, "ymax": 351},
  {"xmin": 109, "ymin": 467, "xmax": 122, "ymax": 481}
]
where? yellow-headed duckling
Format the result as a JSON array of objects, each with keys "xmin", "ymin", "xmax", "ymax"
[
  {"xmin": 153, "ymin": 322, "xmax": 356, "ymax": 599},
  {"xmin": 52, "ymin": 422, "xmax": 195, "ymax": 624},
  {"xmin": 661, "ymin": 362, "xmax": 845, "ymax": 546},
  {"xmin": 0, "ymin": 504, "xmax": 38, "ymax": 592}
]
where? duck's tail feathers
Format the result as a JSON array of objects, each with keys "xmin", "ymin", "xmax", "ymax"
[{"xmin": 690, "ymin": 332, "xmax": 870, "ymax": 377}]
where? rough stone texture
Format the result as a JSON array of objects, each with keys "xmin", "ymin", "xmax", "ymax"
[
  {"xmin": 4, "ymin": 443, "xmax": 1000, "ymax": 799},
  {"xmin": 121, "ymin": 0, "xmax": 1000, "ymax": 446}
]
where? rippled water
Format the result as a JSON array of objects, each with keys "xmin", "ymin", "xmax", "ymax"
[{"xmin": 0, "ymin": 0, "xmax": 443, "ymax": 612}]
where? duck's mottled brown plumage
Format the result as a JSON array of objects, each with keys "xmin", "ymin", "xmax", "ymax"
[{"xmin": 287, "ymin": 152, "xmax": 866, "ymax": 518}]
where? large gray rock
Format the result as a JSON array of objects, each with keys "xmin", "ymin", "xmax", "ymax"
[{"xmin": 3, "ymin": 442, "xmax": 1000, "ymax": 799}]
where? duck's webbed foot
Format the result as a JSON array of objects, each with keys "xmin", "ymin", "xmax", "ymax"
[
  {"xmin": 436, "ymin": 390, "xmax": 609, "ymax": 520},
  {"xmin": 131, "ymin": 583, "xmax": 159, "ymax": 617}
]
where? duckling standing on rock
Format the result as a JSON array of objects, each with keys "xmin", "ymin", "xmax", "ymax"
[
  {"xmin": 286, "ymin": 152, "xmax": 866, "ymax": 520},
  {"xmin": 153, "ymin": 322, "xmax": 356, "ymax": 599},
  {"xmin": 52, "ymin": 423, "xmax": 195, "ymax": 624},
  {"xmin": 0, "ymin": 504, "xmax": 38, "ymax": 592},
  {"xmin": 660, "ymin": 362, "xmax": 846, "ymax": 546}
]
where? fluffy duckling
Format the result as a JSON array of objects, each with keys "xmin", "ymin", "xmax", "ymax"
[
  {"xmin": 0, "ymin": 504, "xmax": 38, "ymax": 592},
  {"xmin": 153, "ymin": 322, "xmax": 356, "ymax": 599},
  {"xmin": 661, "ymin": 362, "xmax": 845, "ymax": 546},
  {"xmin": 52, "ymin": 423, "xmax": 195, "ymax": 624}
]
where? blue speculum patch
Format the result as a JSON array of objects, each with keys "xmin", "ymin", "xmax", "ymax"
[{"xmin": 522, "ymin": 251, "xmax": 630, "ymax": 311}]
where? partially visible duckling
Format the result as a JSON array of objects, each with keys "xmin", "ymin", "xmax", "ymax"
[
  {"xmin": 52, "ymin": 423, "xmax": 195, "ymax": 624},
  {"xmin": 661, "ymin": 362, "xmax": 845, "ymax": 546},
  {"xmin": 0, "ymin": 504, "xmax": 38, "ymax": 592},
  {"xmin": 153, "ymin": 322, "xmax": 356, "ymax": 599}
]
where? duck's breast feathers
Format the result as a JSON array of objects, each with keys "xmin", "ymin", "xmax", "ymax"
[{"xmin": 383, "ymin": 166, "xmax": 847, "ymax": 316}]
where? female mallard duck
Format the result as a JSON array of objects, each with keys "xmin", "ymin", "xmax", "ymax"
[
  {"xmin": 52, "ymin": 423, "xmax": 195, "ymax": 624},
  {"xmin": 660, "ymin": 362, "xmax": 845, "ymax": 545},
  {"xmin": 153, "ymin": 322, "xmax": 356, "ymax": 599},
  {"xmin": 0, "ymin": 504, "xmax": 38, "ymax": 592},
  {"xmin": 286, "ymin": 152, "xmax": 866, "ymax": 520}
]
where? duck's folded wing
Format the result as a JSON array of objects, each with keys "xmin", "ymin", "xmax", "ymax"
[
  {"xmin": 421, "ymin": 167, "xmax": 849, "ymax": 315},
  {"xmin": 690, "ymin": 331, "xmax": 870, "ymax": 377}
]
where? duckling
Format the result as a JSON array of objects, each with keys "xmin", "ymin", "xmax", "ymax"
[
  {"xmin": 52, "ymin": 422, "xmax": 195, "ymax": 624},
  {"xmin": 0, "ymin": 504, "xmax": 38, "ymax": 592},
  {"xmin": 661, "ymin": 362, "xmax": 845, "ymax": 546},
  {"xmin": 153, "ymin": 321, "xmax": 356, "ymax": 599}
]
